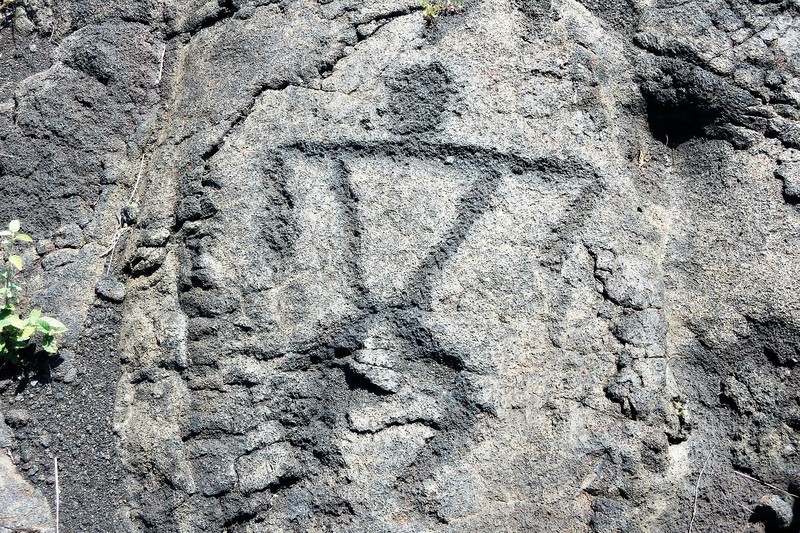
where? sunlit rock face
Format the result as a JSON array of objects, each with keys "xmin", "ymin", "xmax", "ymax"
[{"xmin": 0, "ymin": 0, "xmax": 799, "ymax": 531}]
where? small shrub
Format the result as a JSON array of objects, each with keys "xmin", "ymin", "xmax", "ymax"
[
  {"xmin": 420, "ymin": 0, "xmax": 463, "ymax": 22},
  {"xmin": 0, "ymin": 220, "xmax": 67, "ymax": 365}
]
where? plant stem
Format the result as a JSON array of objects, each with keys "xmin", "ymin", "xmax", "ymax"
[
  {"xmin": 4, "ymin": 237, "xmax": 14, "ymax": 309},
  {"xmin": 2, "ymin": 239, "xmax": 9, "ymax": 309}
]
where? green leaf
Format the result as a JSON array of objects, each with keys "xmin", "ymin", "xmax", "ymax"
[
  {"xmin": 0, "ymin": 345, "xmax": 17, "ymax": 364},
  {"xmin": 10, "ymin": 338, "xmax": 26, "ymax": 351},
  {"xmin": 27, "ymin": 309, "xmax": 41, "ymax": 324},
  {"xmin": 14, "ymin": 233, "xmax": 32, "ymax": 243},
  {"xmin": 39, "ymin": 316, "xmax": 66, "ymax": 332},
  {"xmin": 18, "ymin": 326, "xmax": 35, "ymax": 341},
  {"xmin": 8, "ymin": 220, "xmax": 20, "ymax": 233},
  {"xmin": 41, "ymin": 334, "xmax": 58, "ymax": 353},
  {"xmin": 0, "ymin": 313, "xmax": 25, "ymax": 329},
  {"xmin": 0, "ymin": 230, "xmax": 12, "ymax": 237},
  {"xmin": 8, "ymin": 255, "xmax": 22, "ymax": 270}
]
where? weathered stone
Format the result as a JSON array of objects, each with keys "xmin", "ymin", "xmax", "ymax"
[
  {"xmin": 62, "ymin": 367, "xmax": 78, "ymax": 384},
  {"xmin": 40, "ymin": 249, "xmax": 78, "ymax": 270},
  {"xmin": 12, "ymin": 8, "xmax": 35, "ymax": 35},
  {"xmin": 0, "ymin": 417, "xmax": 13, "ymax": 448},
  {"xmin": 127, "ymin": 246, "xmax": 166, "ymax": 275},
  {"xmin": 54, "ymin": 223, "xmax": 84, "ymax": 249},
  {"xmin": 754, "ymin": 494, "xmax": 794, "ymax": 529},
  {"xmin": 35, "ymin": 239, "xmax": 55, "ymax": 256},
  {"xmin": 615, "ymin": 310, "xmax": 667, "ymax": 347},
  {"xmin": 0, "ymin": 454, "xmax": 54, "ymax": 533},
  {"xmin": 1, "ymin": 0, "xmax": 799, "ymax": 531},
  {"xmin": 602, "ymin": 255, "xmax": 665, "ymax": 310},
  {"xmin": 192, "ymin": 453, "xmax": 239, "ymax": 497},
  {"xmin": 4, "ymin": 409, "xmax": 31, "ymax": 428},
  {"xmin": 235, "ymin": 443, "xmax": 300, "ymax": 495},
  {"xmin": 776, "ymin": 161, "xmax": 800, "ymax": 202},
  {"xmin": 95, "ymin": 275, "xmax": 126, "ymax": 303},
  {"xmin": 138, "ymin": 228, "xmax": 171, "ymax": 247},
  {"xmin": 347, "ymin": 361, "xmax": 403, "ymax": 393}
]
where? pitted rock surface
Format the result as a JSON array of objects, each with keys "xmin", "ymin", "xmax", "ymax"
[{"xmin": 0, "ymin": 0, "xmax": 799, "ymax": 532}]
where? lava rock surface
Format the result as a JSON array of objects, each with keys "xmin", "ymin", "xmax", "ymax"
[{"xmin": 0, "ymin": 0, "xmax": 799, "ymax": 532}]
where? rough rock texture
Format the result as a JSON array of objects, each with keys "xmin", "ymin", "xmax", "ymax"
[
  {"xmin": 0, "ymin": 414, "xmax": 53, "ymax": 533},
  {"xmin": 1, "ymin": 0, "xmax": 800, "ymax": 532}
]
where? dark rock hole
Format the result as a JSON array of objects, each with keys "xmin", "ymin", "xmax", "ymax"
[
  {"xmin": 643, "ymin": 92, "xmax": 720, "ymax": 146},
  {"xmin": 342, "ymin": 366, "xmax": 393, "ymax": 396}
]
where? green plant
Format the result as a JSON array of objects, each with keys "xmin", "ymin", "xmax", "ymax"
[
  {"xmin": 420, "ymin": 0, "xmax": 463, "ymax": 22},
  {"xmin": 0, "ymin": 220, "xmax": 67, "ymax": 364}
]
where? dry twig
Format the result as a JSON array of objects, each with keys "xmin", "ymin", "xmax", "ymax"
[
  {"xmin": 156, "ymin": 43, "xmax": 167, "ymax": 84},
  {"xmin": 129, "ymin": 155, "xmax": 146, "ymax": 204},
  {"xmin": 54, "ymin": 456, "xmax": 60, "ymax": 533},
  {"xmin": 733, "ymin": 470, "xmax": 798, "ymax": 499},
  {"xmin": 103, "ymin": 155, "xmax": 145, "ymax": 274},
  {"xmin": 688, "ymin": 452, "xmax": 712, "ymax": 533}
]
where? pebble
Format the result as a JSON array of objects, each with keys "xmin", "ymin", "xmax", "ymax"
[
  {"xmin": 95, "ymin": 276, "xmax": 126, "ymax": 303},
  {"xmin": 19, "ymin": 447, "xmax": 32, "ymax": 463},
  {"xmin": 35, "ymin": 239, "xmax": 55, "ymax": 255},
  {"xmin": 63, "ymin": 367, "xmax": 78, "ymax": 384},
  {"xmin": 55, "ymin": 223, "xmax": 85, "ymax": 249},
  {"xmin": 5, "ymin": 409, "xmax": 31, "ymax": 428}
]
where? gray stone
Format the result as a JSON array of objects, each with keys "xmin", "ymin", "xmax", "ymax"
[
  {"xmin": 12, "ymin": 8, "xmax": 35, "ymax": 35},
  {"xmin": 193, "ymin": 454, "xmax": 238, "ymax": 497},
  {"xmin": 95, "ymin": 275, "xmax": 126, "ymax": 303},
  {"xmin": 0, "ymin": 418, "xmax": 13, "ymax": 448},
  {"xmin": 602, "ymin": 255, "xmax": 665, "ymax": 310},
  {"xmin": 347, "ymin": 361, "xmax": 403, "ymax": 393},
  {"xmin": 0, "ymin": 455, "xmax": 54, "ymax": 533},
  {"xmin": 138, "ymin": 228, "xmax": 171, "ymax": 247},
  {"xmin": 348, "ymin": 394, "xmax": 442, "ymax": 434},
  {"xmin": 35, "ymin": 239, "xmax": 55, "ymax": 256},
  {"xmin": 54, "ymin": 223, "xmax": 84, "ymax": 249},
  {"xmin": 756, "ymin": 495, "xmax": 794, "ymax": 529},
  {"xmin": 1, "ymin": 0, "xmax": 799, "ymax": 531},
  {"xmin": 4, "ymin": 409, "xmax": 31, "ymax": 428},
  {"xmin": 40, "ymin": 249, "xmax": 78, "ymax": 270},
  {"xmin": 615, "ymin": 310, "xmax": 667, "ymax": 347},
  {"xmin": 235, "ymin": 443, "xmax": 299, "ymax": 495},
  {"xmin": 128, "ymin": 247, "xmax": 167, "ymax": 275},
  {"xmin": 776, "ymin": 162, "xmax": 800, "ymax": 201}
]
